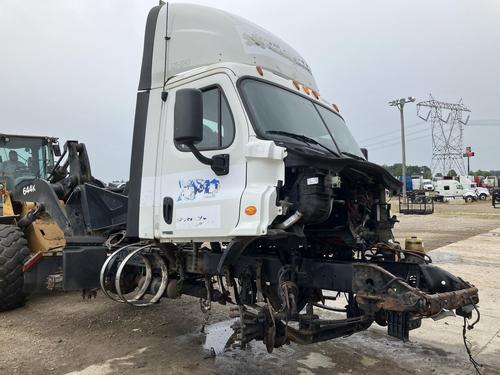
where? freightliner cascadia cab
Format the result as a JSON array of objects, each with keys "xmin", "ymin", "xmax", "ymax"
[{"xmin": 99, "ymin": 3, "xmax": 480, "ymax": 352}]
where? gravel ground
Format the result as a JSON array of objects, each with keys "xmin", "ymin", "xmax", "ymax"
[
  {"xmin": 0, "ymin": 200, "xmax": 499, "ymax": 375},
  {"xmin": 394, "ymin": 200, "xmax": 500, "ymax": 250}
]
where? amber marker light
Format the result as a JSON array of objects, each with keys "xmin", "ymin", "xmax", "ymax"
[
  {"xmin": 245, "ymin": 206, "xmax": 257, "ymax": 215},
  {"xmin": 312, "ymin": 90, "xmax": 320, "ymax": 100},
  {"xmin": 256, "ymin": 66, "xmax": 264, "ymax": 76},
  {"xmin": 332, "ymin": 103, "xmax": 340, "ymax": 112},
  {"xmin": 303, "ymin": 85, "xmax": 311, "ymax": 95},
  {"xmin": 292, "ymin": 80, "xmax": 301, "ymax": 90}
]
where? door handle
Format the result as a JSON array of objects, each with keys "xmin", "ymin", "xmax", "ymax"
[{"xmin": 163, "ymin": 197, "xmax": 173, "ymax": 224}]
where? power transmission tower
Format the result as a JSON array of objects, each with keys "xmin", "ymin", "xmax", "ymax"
[{"xmin": 416, "ymin": 95, "xmax": 470, "ymax": 176}]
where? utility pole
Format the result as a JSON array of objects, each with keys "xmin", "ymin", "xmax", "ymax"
[{"xmin": 389, "ymin": 97, "xmax": 416, "ymax": 198}]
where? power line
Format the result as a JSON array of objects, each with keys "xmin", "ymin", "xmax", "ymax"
[
  {"xmin": 363, "ymin": 127, "xmax": 430, "ymax": 147},
  {"xmin": 362, "ymin": 127, "xmax": 430, "ymax": 147},
  {"xmin": 362, "ymin": 118, "xmax": 500, "ymax": 149},
  {"xmin": 357, "ymin": 121, "xmax": 426, "ymax": 143},
  {"xmin": 369, "ymin": 133, "xmax": 430, "ymax": 151},
  {"xmin": 369, "ymin": 131, "xmax": 431, "ymax": 151},
  {"xmin": 467, "ymin": 119, "xmax": 500, "ymax": 127},
  {"xmin": 467, "ymin": 118, "xmax": 500, "ymax": 122},
  {"xmin": 359, "ymin": 118, "xmax": 500, "ymax": 147}
]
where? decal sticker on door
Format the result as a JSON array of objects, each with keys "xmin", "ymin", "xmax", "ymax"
[
  {"xmin": 177, "ymin": 178, "xmax": 220, "ymax": 202},
  {"xmin": 175, "ymin": 205, "xmax": 221, "ymax": 229}
]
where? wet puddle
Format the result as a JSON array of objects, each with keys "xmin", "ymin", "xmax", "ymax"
[{"xmin": 203, "ymin": 318, "xmax": 238, "ymax": 354}]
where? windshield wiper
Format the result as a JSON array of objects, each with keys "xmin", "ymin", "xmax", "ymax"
[
  {"xmin": 341, "ymin": 151, "xmax": 365, "ymax": 161},
  {"xmin": 265, "ymin": 130, "xmax": 339, "ymax": 157}
]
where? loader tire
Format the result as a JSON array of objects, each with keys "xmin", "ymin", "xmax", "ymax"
[{"xmin": 0, "ymin": 224, "xmax": 30, "ymax": 311}]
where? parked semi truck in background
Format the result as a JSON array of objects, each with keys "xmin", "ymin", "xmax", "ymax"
[
  {"xmin": 459, "ymin": 175, "xmax": 490, "ymax": 200},
  {"xmin": 0, "ymin": 3, "xmax": 479, "ymax": 353},
  {"xmin": 434, "ymin": 179, "xmax": 478, "ymax": 202}
]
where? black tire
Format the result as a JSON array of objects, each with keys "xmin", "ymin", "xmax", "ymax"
[
  {"xmin": 479, "ymin": 193, "xmax": 487, "ymax": 201},
  {"xmin": 464, "ymin": 196, "xmax": 474, "ymax": 203},
  {"xmin": 0, "ymin": 224, "xmax": 30, "ymax": 311}
]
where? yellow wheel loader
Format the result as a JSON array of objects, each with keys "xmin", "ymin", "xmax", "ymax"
[{"xmin": 0, "ymin": 133, "xmax": 127, "ymax": 310}]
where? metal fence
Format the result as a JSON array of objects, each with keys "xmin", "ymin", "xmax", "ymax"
[{"xmin": 399, "ymin": 195, "xmax": 434, "ymax": 215}]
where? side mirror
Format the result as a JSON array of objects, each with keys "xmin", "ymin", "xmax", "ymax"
[
  {"xmin": 174, "ymin": 88, "xmax": 203, "ymax": 145},
  {"xmin": 53, "ymin": 142, "xmax": 62, "ymax": 157},
  {"xmin": 173, "ymin": 88, "xmax": 229, "ymax": 176}
]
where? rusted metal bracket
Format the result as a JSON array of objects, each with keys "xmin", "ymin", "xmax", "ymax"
[{"xmin": 353, "ymin": 263, "xmax": 478, "ymax": 317}]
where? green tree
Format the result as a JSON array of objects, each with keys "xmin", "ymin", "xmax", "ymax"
[
  {"xmin": 471, "ymin": 169, "xmax": 500, "ymax": 177},
  {"xmin": 448, "ymin": 169, "xmax": 457, "ymax": 177},
  {"xmin": 382, "ymin": 163, "xmax": 432, "ymax": 179}
]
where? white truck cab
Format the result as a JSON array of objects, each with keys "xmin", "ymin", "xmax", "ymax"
[
  {"xmin": 99, "ymin": 3, "xmax": 479, "ymax": 351},
  {"xmin": 127, "ymin": 3, "xmax": 372, "ymax": 242},
  {"xmin": 458, "ymin": 176, "xmax": 490, "ymax": 200},
  {"xmin": 434, "ymin": 179, "xmax": 477, "ymax": 202},
  {"xmin": 421, "ymin": 178, "xmax": 434, "ymax": 191}
]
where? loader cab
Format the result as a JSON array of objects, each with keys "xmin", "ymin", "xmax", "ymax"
[{"xmin": 0, "ymin": 134, "xmax": 59, "ymax": 191}]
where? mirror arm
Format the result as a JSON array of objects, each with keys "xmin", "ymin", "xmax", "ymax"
[
  {"xmin": 187, "ymin": 143, "xmax": 213, "ymax": 165},
  {"xmin": 186, "ymin": 143, "xmax": 230, "ymax": 176}
]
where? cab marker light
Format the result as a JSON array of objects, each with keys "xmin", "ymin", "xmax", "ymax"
[
  {"xmin": 332, "ymin": 103, "xmax": 340, "ymax": 112},
  {"xmin": 256, "ymin": 65, "xmax": 264, "ymax": 76},
  {"xmin": 245, "ymin": 206, "xmax": 257, "ymax": 215},
  {"xmin": 312, "ymin": 90, "xmax": 320, "ymax": 100},
  {"xmin": 303, "ymin": 85, "xmax": 311, "ymax": 95},
  {"xmin": 292, "ymin": 80, "xmax": 301, "ymax": 90}
]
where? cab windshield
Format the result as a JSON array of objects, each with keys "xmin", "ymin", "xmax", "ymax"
[
  {"xmin": 0, "ymin": 136, "xmax": 54, "ymax": 186},
  {"xmin": 239, "ymin": 79, "xmax": 364, "ymax": 159}
]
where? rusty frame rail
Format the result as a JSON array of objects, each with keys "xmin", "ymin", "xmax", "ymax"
[{"xmin": 353, "ymin": 263, "xmax": 479, "ymax": 317}]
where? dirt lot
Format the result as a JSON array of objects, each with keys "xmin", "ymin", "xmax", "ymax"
[
  {"xmin": 0, "ymin": 200, "xmax": 499, "ymax": 375},
  {"xmin": 393, "ymin": 199, "xmax": 500, "ymax": 250}
]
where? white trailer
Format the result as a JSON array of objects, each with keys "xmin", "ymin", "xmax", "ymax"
[{"xmin": 411, "ymin": 176, "xmax": 434, "ymax": 191}]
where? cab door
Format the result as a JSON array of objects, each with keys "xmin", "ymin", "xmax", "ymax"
[
  {"xmin": 154, "ymin": 73, "xmax": 248, "ymax": 240},
  {"xmin": 455, "ymin": 183, "xmax": 465, "ymax": 197}
]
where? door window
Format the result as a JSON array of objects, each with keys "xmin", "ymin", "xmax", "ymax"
[{"xmin": 177, "ymin": 86, "xmax": 234, "ymax": 151}]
